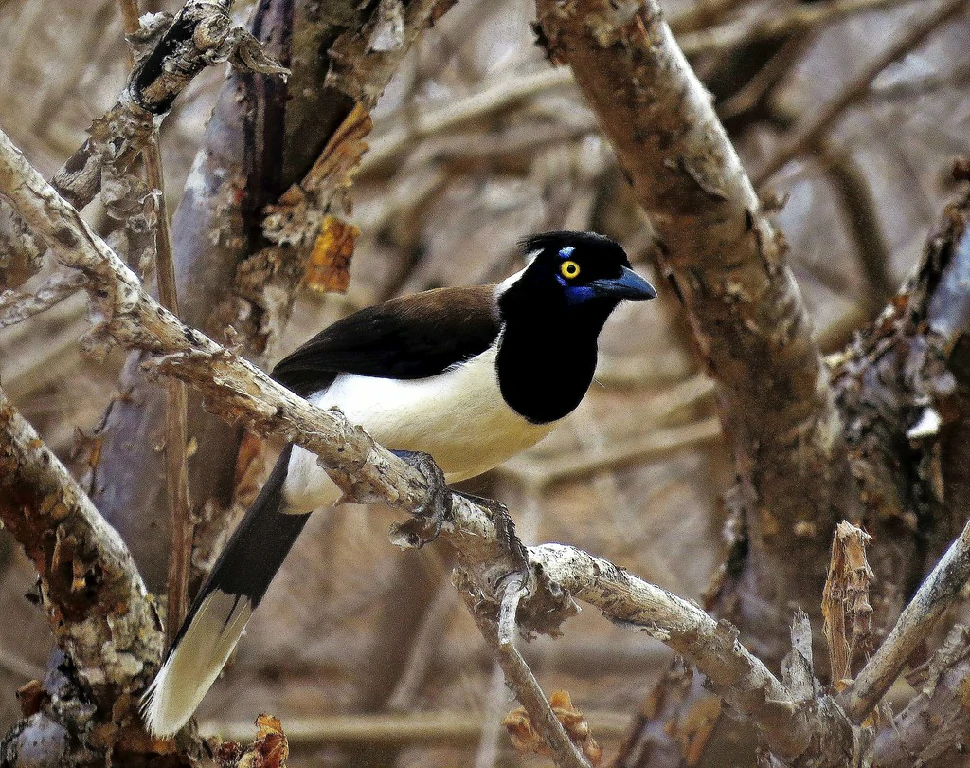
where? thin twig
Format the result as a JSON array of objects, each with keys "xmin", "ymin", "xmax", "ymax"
[
  {"xmin": 461, "ymin": 578, "xmax": 591, "ymax": 768},
  {"xmin": 755, "ymin": 0, "xmax": 969, "ymax": 186},
  {"xmin": 200, "ymin": 710, "xmax": 632, "ymax": 745},
  {"xmin": 498, "ymin": 417, "xmax": 721, "ymax": 493},
  {"xmin": 873, "ymin": 624, "xmax": 970, "ymax": 766},
  {"xmin": 837, "ymin": 516, "xmax": 970, "ymax": 722},
  {"xmin": 117, "ymin": 0, "xmax": 194, "ymax": 654},
  {"xmin": 362, "ymin": 68, "xmax": 574, "ymax": 172},
  {"xmin": 386, "ymin": 578, "xmax": 457, "ymax": 712},
  {"xmin": 817, "ymin": 141, "xmax": 896, "ymax": 314},
  {"xmin": 51, "ymin": 0, "xmax": 286, "ymax": 211},
  {"xmin": 358, "ymin": 0, "xmax": 930, "ymax": 176}
]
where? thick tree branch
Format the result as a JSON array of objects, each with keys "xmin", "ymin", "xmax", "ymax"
[
  {"xmin": 0, "ymin": 386, "xmax": 161, "ymax": 704},
  {"xmin": 830, "ymin": 185, "xmax": 970, "ymax": 644},
  {"xmin": 534, "ymin": 0, "xmax": 859, "ymax": 666}
]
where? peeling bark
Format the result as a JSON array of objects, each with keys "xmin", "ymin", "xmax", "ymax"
[
  {"xmin": 0, "ymin": 388, "xmax": 170, "ymax": 765},
  {"xmin": 831, "ymin": 189, "xmax": 970, "ymax": 642},
  {"xmin": 50, "ymin": 0, "xmax": 285, "ymax": 212}
]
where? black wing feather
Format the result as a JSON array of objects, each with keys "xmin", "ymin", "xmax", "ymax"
[{"xmin": 272, "ymin": 285, "xmax": 500, "ymax": 397}]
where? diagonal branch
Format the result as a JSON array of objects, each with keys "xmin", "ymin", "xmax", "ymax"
[
  {"xmin": 873, "ymin": 624, "xmax": 970, "ymax": 766},
  {"xmin": 754, "ymin": 0, "xmax": 968, "ymax": 186},
  {"xmin": 51, "ymin": 0, "xmax": 285, "ymax": 211},
  {"xmin": 0, "ymin": 386, "xmax": 161, "ymax": 704},
  {"xmin": 533, "ymin": 0, "xmax": 859, "ymax": 664}
]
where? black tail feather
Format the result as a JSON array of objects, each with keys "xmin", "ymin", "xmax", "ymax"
[
  {"xmin": 173, "ymin": 443, "xmax": 310, "ymax": 647},
  {"xmin": 144, "ymin": 444, "xmax": 313, "ymax": 736}
]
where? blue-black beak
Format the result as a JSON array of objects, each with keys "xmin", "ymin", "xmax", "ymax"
[{"xmin": 590, "ymin": 267, "xmax": 657, "ymax": 301}]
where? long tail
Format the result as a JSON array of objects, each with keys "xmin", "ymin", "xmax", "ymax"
[{"xmin": 141, "ymin": 444, "xmax": 311, "ymax": 737}]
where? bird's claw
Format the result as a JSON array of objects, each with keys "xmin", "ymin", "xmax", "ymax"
[{"xmin": 390, "ymin": 449, "xmax": 452, "ymax": 546}]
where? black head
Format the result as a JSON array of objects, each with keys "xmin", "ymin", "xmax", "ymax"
[{"xmin": 501, "ymin": 231, "xmax": 656, "ymax": 314}]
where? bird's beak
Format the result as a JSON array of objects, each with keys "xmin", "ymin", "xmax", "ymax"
[{"xmin": 590, "ymin": 267, "xmax": 657, "ymax": 301}]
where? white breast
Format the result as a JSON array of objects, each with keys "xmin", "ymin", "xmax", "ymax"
[{"xmin": 281, "ymin": 346, "xmax": 560, "ymax": 513}]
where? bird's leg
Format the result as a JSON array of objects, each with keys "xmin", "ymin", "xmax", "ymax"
[{"xmin": 389, "ymin": 449, "xmax": 453, "ymax": 546}]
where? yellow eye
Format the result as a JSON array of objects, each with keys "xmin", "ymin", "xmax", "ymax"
[{"xmin": 560, "ymin": 260, "xmax": 581, "ymax": 279}]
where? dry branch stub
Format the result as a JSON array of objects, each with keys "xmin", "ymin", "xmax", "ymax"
[
  {"xmin": 822, "ymin": 521, "xmax": 874, "ymax": 688},
  {"xmin": 0, "ymin": 387, "xmax": 166, "ymax": 761}
]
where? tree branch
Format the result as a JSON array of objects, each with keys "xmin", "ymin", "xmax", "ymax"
[
  {"xmin": 0, "ymin": 385, "xmax": 161, "ymax": 704},
  {"xmin": 116, "ymin": 0, "xmax": 195, "ymax": 655},
  {"xmin": 51, "ymin": 0, "xmax": 285, "ymax": 211},
  {"xmin": 754, "ymin": 0, "xmax": 968, "ymax": 186},
  {"xmin": 0, "ymin": 269, "xmax": 86, "ymax": 328},
  {"xmin": 873, "ymin": 624, "xmax": 970, "ymax": 766},
  {"xmin": 534, "ymin": 0, "xmax": 859, "ymax": 667}
]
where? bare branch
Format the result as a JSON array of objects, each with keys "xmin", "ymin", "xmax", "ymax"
[
  {"xmin": 51, "ymin": 0, "xmax": 286, "ymax": 211},
  {"xmin": 116, "ymin": 0, "xmax": 195, "ymax": 654},
  {"xmin": 461, "ymin": 578, "xmax": 592, "ymax": 768},
  {"xmin": 817, "ymin": 143, "xmax": 896, "ymax": 314},
  {"xmin": 0, "ymin": 268, "xmax": 85, "ymax": 328},
  {"xmin": 830, "ymin": 185, "xmax": 970, "ymax": 645},
  {"xmin": 677, "ymin": 0, "xmax": 931, "ymax": 58},
  {"xmin": 874, "ymin": 624, "xmax": 970, "ymax": 766},
  {"xmin": 530, "ymin": 544, "xmax": 857, "ymax": 765},
  {"xmin": 201, "ymin": 710, "xmax": 631, "ymax": 746}
]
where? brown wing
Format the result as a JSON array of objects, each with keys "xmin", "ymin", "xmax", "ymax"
[{"xmin": 272, "ymin": 285, "xmax": 500, "ymax": 397}]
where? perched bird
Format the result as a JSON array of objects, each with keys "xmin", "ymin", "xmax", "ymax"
[{"xmin": 142, "ymin": 230, "xmax": 656, "ymax": 736}]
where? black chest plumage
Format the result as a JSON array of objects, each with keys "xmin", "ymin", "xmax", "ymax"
[{"xmin": 496, "ymin": 279, "xmax": 614, "ymax": 425}]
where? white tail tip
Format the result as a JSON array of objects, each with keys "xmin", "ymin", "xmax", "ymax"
[{"xmin": 141, "ymin": 591, "xmax": 252, "ymax": 737}]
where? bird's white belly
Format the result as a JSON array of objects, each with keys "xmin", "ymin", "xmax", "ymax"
[{"xmin": 281, "ymin": 347, "xmax": 559, "ymax": 513}]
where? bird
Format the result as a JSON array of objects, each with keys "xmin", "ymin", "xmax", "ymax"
[{"xmin": 141, "ymin": 230, "xmax": 657, "ymax": 736}]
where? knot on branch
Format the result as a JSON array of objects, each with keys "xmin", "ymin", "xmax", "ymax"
[
  {"xmin": 129, "ymin": 0, "xmax": 288, "ymax": 114},
  {"xmin": 451, "ymin": 545, "xmax": 580, "ymax": 642}
]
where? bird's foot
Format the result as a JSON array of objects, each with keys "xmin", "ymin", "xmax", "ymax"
[
  {"xmin": 453, "ymin": 491, "xmax": 529, "ymax": 574},
  {"xmin": 388, "ymin": 450, "xmax": 452, "ymax": 548}
]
